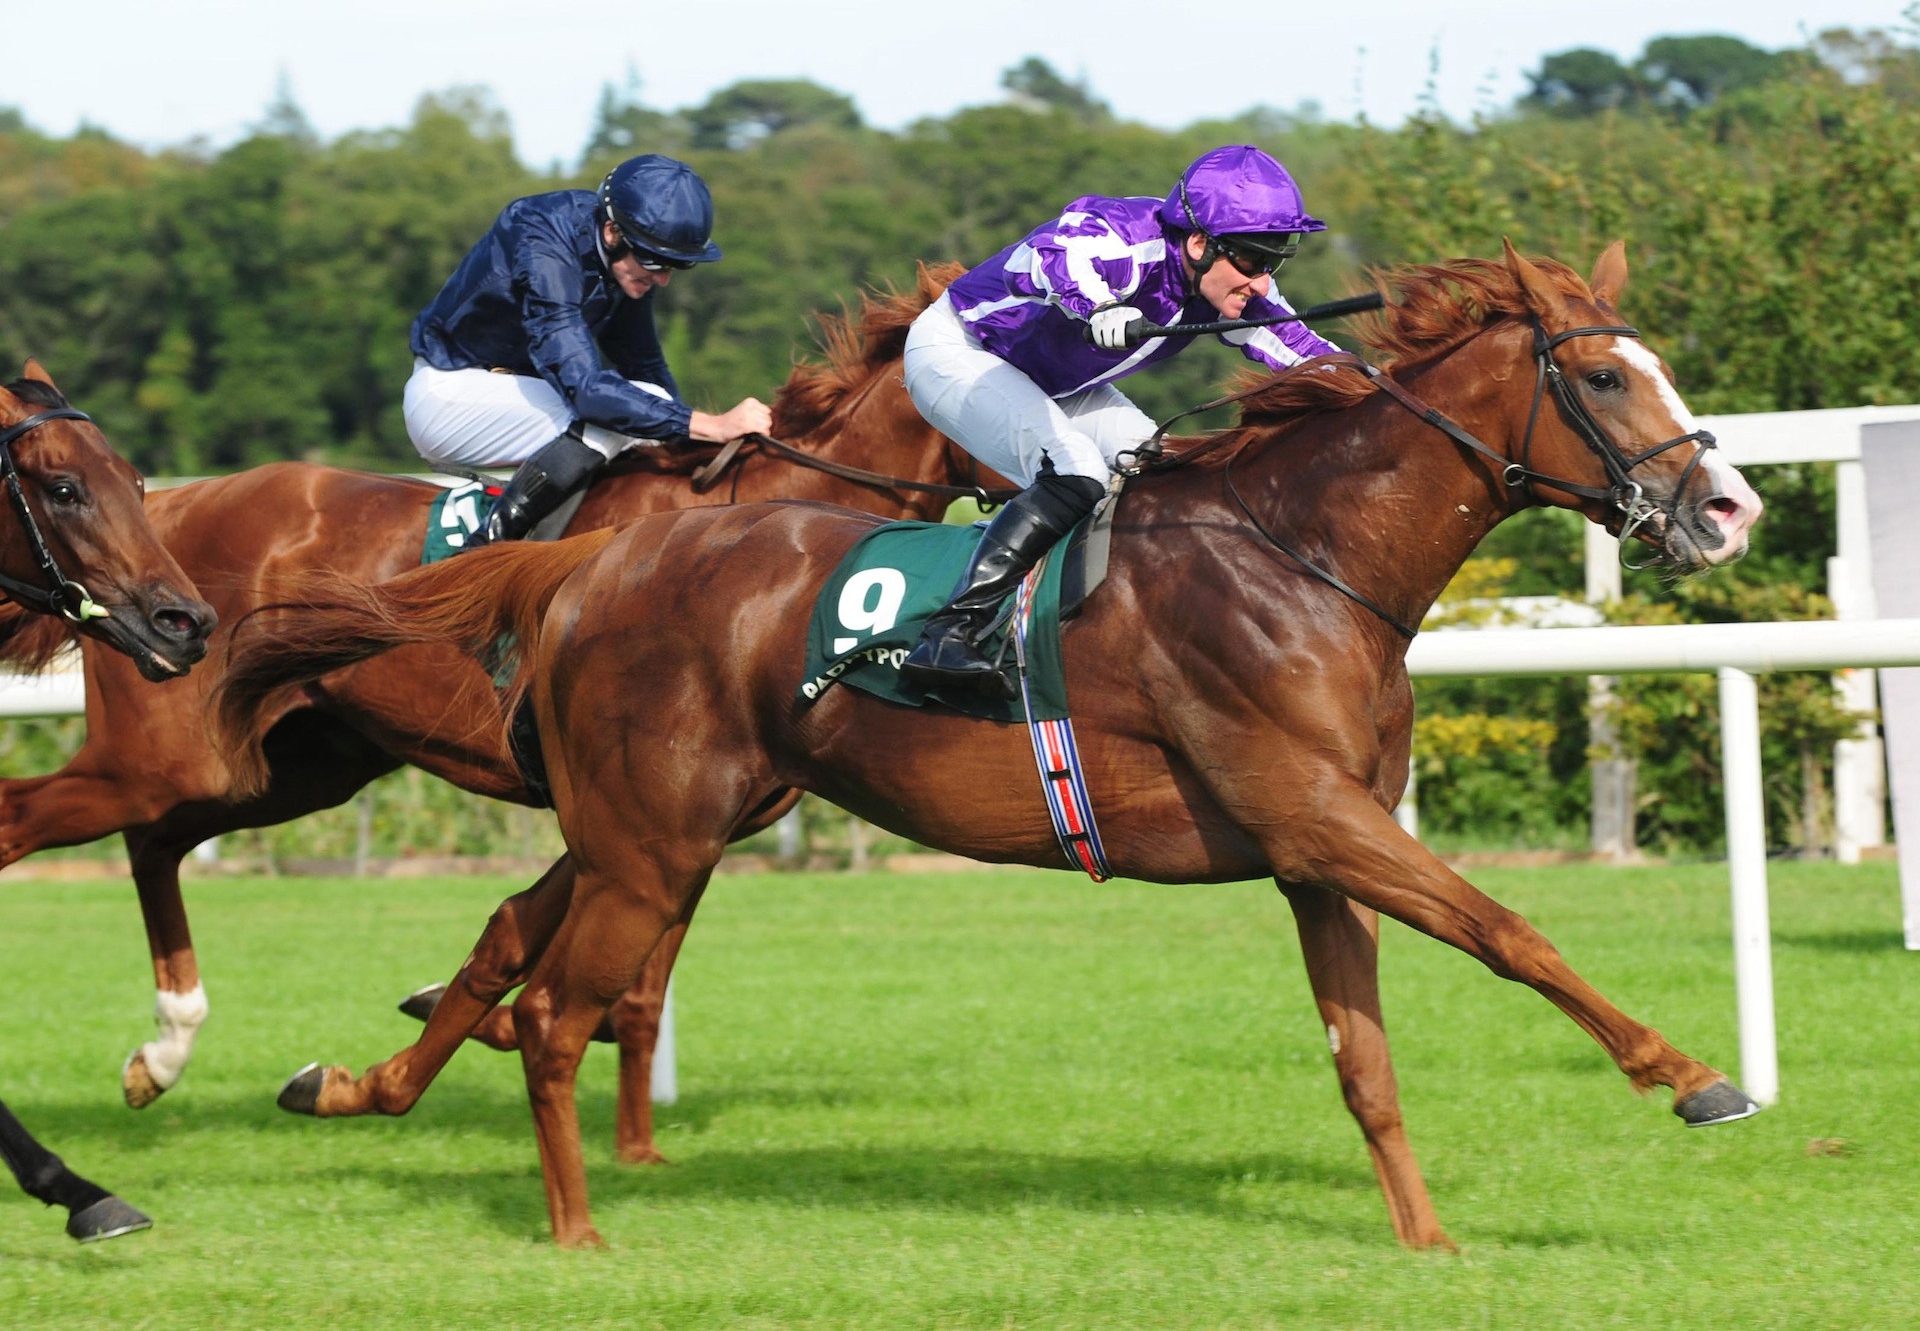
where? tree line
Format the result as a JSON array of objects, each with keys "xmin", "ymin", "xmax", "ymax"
[{"xmin": 2, "ymin": 25, "xmax": 1917, "ymax": 857}]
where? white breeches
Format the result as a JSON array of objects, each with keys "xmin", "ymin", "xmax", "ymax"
[
  {"xmin": 902, "ymin": 296, "xmax": 1154, "ymax": 487},
  {"xmin": 402, "ymin": 361, "xmax": 672, "ymax": 467}
]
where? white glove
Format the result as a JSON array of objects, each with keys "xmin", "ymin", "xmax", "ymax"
[{"xmin": 1086, "ymin": 304, "xmax": 1145, "ymax": 351}]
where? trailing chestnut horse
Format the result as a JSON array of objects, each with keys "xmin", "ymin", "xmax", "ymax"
[
  {"xmin": 0, "ymin": 363, "xmax": 216, "ymax": 1242},
  {"xmin": 0, "ymin": 265, "xmax": 996, "ymax": 1118},
  {"xmin": 217, "ymin": 243, "xmax": 1766, "ymax": 1248}
]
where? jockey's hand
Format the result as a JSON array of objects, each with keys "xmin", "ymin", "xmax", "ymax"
[
  {"xmin": 1086, "ymin": 304, "xmax": 1145, "ymax": 351},
  {"xmin": 689, "ymin": 397, "xmax": 773, "ymax": 443}
]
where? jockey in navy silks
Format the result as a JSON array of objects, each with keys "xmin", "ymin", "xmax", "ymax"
[
  {"xmin": 405, "ymin": 154, "xmax": 771, "ymax": 544},
  {"xmin": 899, "ymin": 145, "xmax": 1340, "ymax": 692}
]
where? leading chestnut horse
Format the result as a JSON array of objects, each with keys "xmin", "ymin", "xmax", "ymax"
[
  {"xmin": 0, "ymin": 265, "xmax": 995, "ymax": 1115},
  {"xmin": 0, "ymin": 363, "xmax": 216, "ymax": 1242},
  {"xmin": 218, "ymin": 243, "xmax": 1766, "ymax": 1248}
]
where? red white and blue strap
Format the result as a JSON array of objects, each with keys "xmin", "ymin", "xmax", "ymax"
[{"xmin": 1012, "ymin": 564, "xmax": 1112, "ymax": 882}]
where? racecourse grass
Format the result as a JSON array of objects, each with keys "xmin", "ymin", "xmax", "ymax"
[{"xmin": 1, "ymin": 862, "xmax": 1916, "ymax": 1329}]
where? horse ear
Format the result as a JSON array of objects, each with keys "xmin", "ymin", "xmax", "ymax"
[
  {"xmin": 20, "ymin": 359, "xmax": 59, "ymax": 392},
  {"xmin": 1588, "ymin": 241, "xmax": 1629, "ymax": 306},
  {"xmin": 1502, "ymin": 238, "xmax": 1566, "ymax": 320}
]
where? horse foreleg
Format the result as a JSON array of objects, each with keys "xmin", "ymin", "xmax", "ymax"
[
  {"xmin": 0, "ymin": 1096, "xmax": 151, "ymax": 1242},
  {"xmin": 1278, "ymin": 881, "xmax": 1451, "ymax": 1251},
  {"xmin": 118, "ymin": 731, "xmax": 402, "ymax": 1109},
  {"xmin": 1288, "ymin": 790, "xmax": 1752, "ymax": 1119},
  {"xmin": 281, "ymin": 856, "xmax": 577, "ymax": 1119},
  {"xmin": 121, "ymin": 827, "xmax": 206, "ymax": 1109},
  {"xmin": 0, "ymin": 760, "xmax": 175, "ymax": 870}
]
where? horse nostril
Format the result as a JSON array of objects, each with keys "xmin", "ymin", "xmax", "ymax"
[
  {"xmin": 154, "ymin": 609, "xmax": 200, "ymax": 641},
  {"xmin": 1704, "ymin": 496, "xmax": 1743, "ymax": 528}
]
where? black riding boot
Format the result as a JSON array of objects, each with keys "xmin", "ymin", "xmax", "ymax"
[
  {"xmin": 473, "ymin": 427, "xmax": 609, "ymax": 546},
  {"xmin": 900, "ymin": 470, "xmax": 1105, "ymax": 693}
]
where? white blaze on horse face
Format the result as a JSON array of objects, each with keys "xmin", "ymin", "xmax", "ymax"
[
  {"xmin": 129, "ymin": 983, "xmax": 209, "ymax": 1090},
  {"xmin": 1612, "ymin": 338, "xmax": 1764, "ymax": 550}
]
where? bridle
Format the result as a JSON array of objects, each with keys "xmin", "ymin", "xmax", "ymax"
[
  {"xmin": 1130, "ymin": 316, "xmax": 1721, "ymax": 638},
  {"xmin": 1362, "ymin": 319, "xmax": 1719, "ymax": 568},
  {"xmin": 0, "ymin": 408, "xmax": 111, "ymax": 622}
]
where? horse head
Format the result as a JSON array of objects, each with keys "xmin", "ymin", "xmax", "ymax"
[
  {"xmin": 0, "ymin": 362, "xmax": 215, "ymax": 679},
  {"xmin": 1499, "ymin": 240, "xmax": 1762, "ymax": 572}
]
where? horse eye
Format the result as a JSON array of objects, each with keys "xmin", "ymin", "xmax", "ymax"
[
  {"xmin": 1586, "ymin": 369, "xmax": 1622, "ymax": 392},
  {"xmin": 47, "ymin": 480, "xmax": 82, "ymax": 505}
]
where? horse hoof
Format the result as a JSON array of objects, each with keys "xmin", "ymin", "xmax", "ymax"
[
  {"xmin": 67, "ymin": 1196, "xmax": 153, "ymax": 1243},
  {"xmin": 122, "ymin": 1051, "xmax": 166, "ymax": 1110},
  {"xmin": 278, "ymin": 1062, "xmax": 327, "ymax": 1116},
  {"xmin": 397, "ymin": 983, "xmax": 446, "ymax": 1024},
  {"xmin": 1675, "ymin": 1079, "xmax": 1762, "ymax": 1127}
]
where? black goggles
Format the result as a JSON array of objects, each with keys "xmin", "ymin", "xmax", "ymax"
[
  {"xmin": 1214, "ymin": 233, "xmax": 1301, "ymax": 278},
  {"xmin": 611, "ymin": 239, "xmax": 695, "ymax": 272}
]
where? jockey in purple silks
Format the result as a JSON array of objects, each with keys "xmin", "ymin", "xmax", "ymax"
[{"xmin": 900, "ymin": 145, "xmax": 1340, "ymax": 693}]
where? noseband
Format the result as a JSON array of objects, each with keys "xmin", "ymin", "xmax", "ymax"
[{"xmin": 0, "ymin": 408, "xmax": 111, "ymax": 622}]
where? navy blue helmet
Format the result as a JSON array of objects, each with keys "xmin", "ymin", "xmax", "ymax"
[{"xmin": 598, "ymin": 155, "xmax": 722, "ymax": 265}]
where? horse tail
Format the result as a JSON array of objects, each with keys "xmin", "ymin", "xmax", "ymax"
[
  {"xmin": 214, "ymin": 530, "xmax": 619, "ymax": 797},
  {"xmin": 0, "ymin": 597, "xmax": 80, "ymax": 673}
]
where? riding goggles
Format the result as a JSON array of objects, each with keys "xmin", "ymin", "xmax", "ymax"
[
  {"xmin": 1215, "ymin": 232, "xmax": 1302, "ymax": 278},
  {"xmin": 610, "ymin": 241, "xmax": 695, "ymax": 272}
]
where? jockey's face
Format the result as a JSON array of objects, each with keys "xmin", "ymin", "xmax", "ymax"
[
  {"xmin": 602, "ymin": 221, "xmax": 673, "ymax": 299},
  {"xmin": 1185, "ymin": 231, "xmax": 1271, "ymax": 318}
]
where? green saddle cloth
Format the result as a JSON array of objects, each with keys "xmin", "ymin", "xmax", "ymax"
[
  {"xmin": 420, "ymin": 481, "xmax": 491, "ymax": 565},
  {"xmin": 799, "ymin": 520, "xmax": 1073, "ymax": 723}
]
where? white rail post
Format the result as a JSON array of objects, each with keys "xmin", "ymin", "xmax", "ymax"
[
  {"xmin": 651, "ymin": 980, "xmax": 678, "ymax": 1105},
  {"xmin": 1861, "ymin": 423, "xmax": 1920, "ymax": 950},
  {"xmin": 1830, "ymin": 456, "xmax": 1884, "ymax": 862},
  {"xmin": 1717, "ymin": 667, "xmax": 1779, "ymax": 1106}
]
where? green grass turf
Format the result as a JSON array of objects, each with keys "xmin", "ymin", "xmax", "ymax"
[{"xmin": 1, "ymin": 862, "xmax": 1915, "ymax": 1329}]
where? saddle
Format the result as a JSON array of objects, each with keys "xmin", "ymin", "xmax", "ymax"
[{"xmin": 798, "ymin": 493, "xmax": 1117, "ymax": 723}]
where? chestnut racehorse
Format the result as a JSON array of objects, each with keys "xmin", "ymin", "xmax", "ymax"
[
  {"xmin": 0, "ymin": 363, "xmax": 215, "ymax": 1242},
  {"xmin": 217, "ymin": 244, "xmax": 1767, "ymax": 1248},
  {"xmin": 0, "ymin": 265, "xmax": 996, "ymax": 1121}
]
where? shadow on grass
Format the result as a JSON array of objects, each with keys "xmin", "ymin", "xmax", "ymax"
[
  {"xmin": 301, "ymin": 1141, "xmax": 1389, "ymax": 1244},
  {"xmin": 1773, "ymin": 928, "xmax": 1906, "ymax": 954}
]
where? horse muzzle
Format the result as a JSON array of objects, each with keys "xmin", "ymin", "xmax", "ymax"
[
  {"xmin": 94, "ymin": 593, "xmax": 218, "ymax": 680},
  {"xmin": 1662, "ymin": 490, "xmax": 1762, "ymax": 571}
]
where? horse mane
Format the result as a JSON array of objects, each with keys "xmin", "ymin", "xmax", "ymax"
[
  {"xmin": 1230, "ymin": 252, "xmax": 1598, "ymax": 429},
  {"xmin": 770, "ymin": 261, "xmax": 966, "ymax": 439},
  {"xmin": 0, "ymin": 376, "xmax": 81, "ymax": 668},
  {"xmin": 0, "ymin": 599, "xmax": 75, "ymax": 673}
]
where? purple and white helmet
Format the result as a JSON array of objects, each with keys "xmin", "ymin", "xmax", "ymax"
[{"xmin": 1159, "ymin": 145, "xmax": 1327, "ymax": 238}]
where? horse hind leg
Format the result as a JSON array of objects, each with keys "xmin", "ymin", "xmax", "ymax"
[
  {"xmin": 392, "ymin": 919, "xmax": 682, "ymax": 1165},
  {"xmin": 280, "ymin": 856, "xmax": 578, "ymax": 1119},
  {"xmin": 1278, "ymin": 882, "xmax": 1451, "ymax": 1251},
  {"xmin": 515, "ymin": 859, "xmax": 713, "ymax": 1247},
  {"xmin": 610, "ymin": 917, "xmax": 690, "ymax": 1164}
]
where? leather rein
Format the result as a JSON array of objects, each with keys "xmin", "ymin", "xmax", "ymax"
[
  {"xmin": 1124, "ymin": 320, "xmax": 1719, "ymax": 640},
  {"xmin": 0, "ymin": 408, "xmax": 110, "ymax": 622},
  {"xmin": 690, "ymin": 431, "xmax": 1019, "ymax": 508}
]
